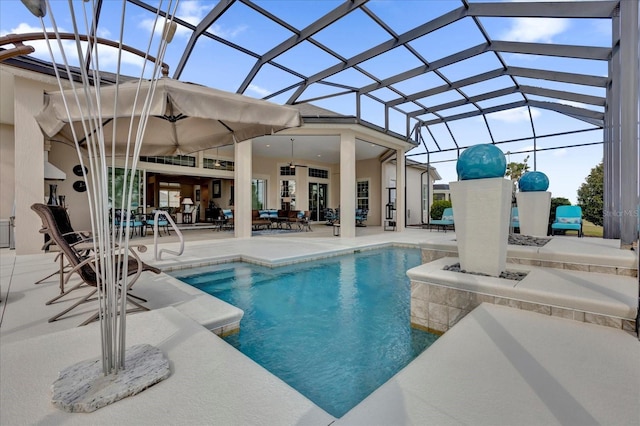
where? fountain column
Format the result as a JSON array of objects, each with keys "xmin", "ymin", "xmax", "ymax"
[
  {"xmin": 450, "ymin": 144, "xmax": 511, "ymax": 277},
  {"xmin": 516, "ymin": 171, "xmax": 551, "ymax": 237}
]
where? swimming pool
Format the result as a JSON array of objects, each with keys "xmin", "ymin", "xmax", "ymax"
[{"xmin": 171, "ymin": 247, "xmax": 438, "ymax": 417}]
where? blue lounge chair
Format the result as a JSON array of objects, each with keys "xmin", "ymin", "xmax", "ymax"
[
  {"xmin": 145, "ymin": 210, "xmax": 171, "ymax": 236},
  {"xmin": 511, "ymin": 207, "xmax": 520, "ymax": 232},
  {"xmin": 429, "ymin": 207, "xmax": 454, "ymax": 232},
  {"xmin": 551, "ymin": 205, "xmax": 583, "ymax": 237},
  {"xmin": 355, "ymin": 208, "xmax": 368, "ymax": 227}
]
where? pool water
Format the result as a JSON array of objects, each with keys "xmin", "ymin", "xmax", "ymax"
[{"xmin": 171, "ymin": 247, "xmax": 438, "ymax": 417}]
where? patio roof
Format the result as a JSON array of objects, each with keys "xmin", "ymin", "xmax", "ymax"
[{"xmin": 0, "ymin": 0, "xmax": 637, "ymax": 244}]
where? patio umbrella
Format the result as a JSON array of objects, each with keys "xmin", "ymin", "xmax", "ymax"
[{"xmin": 35, "ymin": 77, "xmax": 302, "ymax": 156}]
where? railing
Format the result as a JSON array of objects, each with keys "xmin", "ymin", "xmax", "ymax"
[{"xmin": 153, "ymin": 210, "xmax": 184, "ymax": 261}]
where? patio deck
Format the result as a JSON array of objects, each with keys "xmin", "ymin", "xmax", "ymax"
[{"xmin": 1, "ymin": 227, "xmax": 638, "ymax": 425}]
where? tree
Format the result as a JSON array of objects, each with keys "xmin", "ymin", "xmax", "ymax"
[
  {"xmin": 577, "ymin": 161, "xmax": 604, "ymax": 226},
  {"xmin": 505, "ymin": 155, "xmax": 530, "ymax": 181},
  {"xmin": 430, "ymin": 200, "xmax": 452, "ymax": 220}
]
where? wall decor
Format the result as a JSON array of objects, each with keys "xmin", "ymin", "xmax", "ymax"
[
  {"xmin": 212, "ymin": 180, "xmax": 221, "ymax": 198},
  {"xmin": 73, "ymin": 164, "xmax": 88, "ymax": 177},
  {"xmin": 73, "ymin": 180, "xmax": 87, "ymax": 192}
]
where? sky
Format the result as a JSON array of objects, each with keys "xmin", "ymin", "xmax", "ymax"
[{"xmin": 0, "ymin": 0, "xmax": 612, "ymax": 204}]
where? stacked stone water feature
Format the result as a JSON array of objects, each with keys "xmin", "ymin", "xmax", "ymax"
[
  {"xmin": 450, "ymin": 144, "xmax": 512, "ymax": 277},
  {"xmin": 516, "ymin": 171, "xmax": 551, "ymax": 237}
]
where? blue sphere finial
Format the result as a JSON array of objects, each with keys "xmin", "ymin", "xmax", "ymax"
[
  {"xmin": 456, "ymin": 144, "xmax": 507, "ymax": 180},
  {"xmin": 518, "ymin": 171, "xmax": 549, "ymax": 192}
]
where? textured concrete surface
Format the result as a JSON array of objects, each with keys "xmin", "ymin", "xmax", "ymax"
[
  {"xmin": 1, "ymin": 228, "xmax": 638, "ymax": 425},
  {"xmin": 338, "ymin": 303, "xmax": 640, "ymax": 426}
]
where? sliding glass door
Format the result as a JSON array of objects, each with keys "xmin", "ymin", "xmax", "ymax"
[{"xmin": 308, "ymin": 182, "xmax": 327, "ymax": 221}]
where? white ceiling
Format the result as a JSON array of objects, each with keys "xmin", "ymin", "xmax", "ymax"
[{"xmin": 205, "ymin": 135, "xmax": 390, "ymax": 165}]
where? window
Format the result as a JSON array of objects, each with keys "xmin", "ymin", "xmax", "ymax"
[
  {"xmin": 252, "ymin": 179, "xmax": 266, "ymax": 209},
  {"xmin": 423, "ymin": 184, "xmax": 430, "ymax": 211},
  {"xmin": 433, "ymin": 193, "xmax": 446, "ymax": 201},
  {"xmin": 159, "ymin": 182, "xmax": 181, "ymax": 208},
  {"xmin": 140, "ymin": 155, "xmax": 196, "ymax": 167},
  {"xmin": 308, "ymin": 168, "xmax": 328, "ymax": 179},
  {"xmin": 203, "ymin": 158, "xmax": 235, "ymax": 171},
  {"xmin": 280, "ymin": 180, "xmax": 296, "ymax": 210},
  {"xmin": 108, "ymin": 168, "xmax": 142, "ymax": 209},
  {"xmin": 356, "ymin": 179, "xmax": 369, "ymax": 210},
  {"xmin": 280, "ymin": 166, "xmax": 296, "ymax": 176}
]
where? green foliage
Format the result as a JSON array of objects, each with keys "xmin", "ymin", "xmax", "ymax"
[
  {"xmin": 577, "ymin": 162, "xmax": 604, "ymax": 227},
  {"xmin": 505, "ymin": 155, "xmax": 530, "ymax": 181},
  {"xmin": 430, "ymin": 200, "xmax": 452, "ymax": 220},
  {"xmin": 108, "ymin": 168, "xmax": 142, "ymax": 209}
]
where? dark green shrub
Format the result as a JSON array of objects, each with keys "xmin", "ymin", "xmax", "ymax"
[{"xmin": 430, "ymin": 200, "xmax": 452, "ymax": 220}]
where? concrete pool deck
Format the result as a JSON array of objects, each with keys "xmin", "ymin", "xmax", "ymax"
[{"xmin": 1, "ymin": 227, "xmax": 639, "ymax": 425}]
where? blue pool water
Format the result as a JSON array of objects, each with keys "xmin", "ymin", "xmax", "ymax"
[{"xmin": 171, "ymin": 247, "xmax": 438, "ymax": 417}]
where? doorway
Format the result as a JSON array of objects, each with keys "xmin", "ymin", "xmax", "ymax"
[{"xmin": 308, "ymin": 182, "xmax": 328, "ymax": 222}]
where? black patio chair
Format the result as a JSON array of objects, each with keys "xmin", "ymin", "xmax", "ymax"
[{"xmin": 31, "ymin": 203, "xmax": 160, "ymax": 326}]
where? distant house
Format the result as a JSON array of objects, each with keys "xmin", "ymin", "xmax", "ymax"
[{"xmin": 432, "ymin": 184, "xmax": 451, "ymax": 203}]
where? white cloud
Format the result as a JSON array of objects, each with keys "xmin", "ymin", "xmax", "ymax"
[
  {"xmin": 489, "ymin": 106, "xmax": 541, "ymax": 123},
  {"xmin": 1, "ymin": 22, "xmax": 144, "ymax": 71},
  {"xmin": 552, "ymin": 148, "xmax": 568, "ymax": 157},
  {"xmin": 176, "ymin": 0, "xmax": 211, "ymax": 24},
  {"xmin": 138, "ymin": 1, "xmax": 246, "ymax": 40},
  {"xmin": 247, "ymin": 84, "xmax": 271, "ymax": 97},
  {"xmin": 502, "ymin": 17, "xmax": 569, "ymax": 43}
]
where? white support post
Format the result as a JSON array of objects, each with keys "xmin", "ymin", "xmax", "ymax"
[
  {"xmin": 234, "ymin": 140, "xmax": 253, "ymax": 238},
  {"xmin": 619, "ymin": 0, "xmax": 639, "ymax": 247},
  {"xmin": 340, "ymin": 132, "xmax": 356, "ymax": 238},
  {"xmin": 14, "ymin": 77, "xmax": 46, "ymax": 254},
  {"xmin": 395, "ymin": 148, "xmax": 405, "ymax": 231}
]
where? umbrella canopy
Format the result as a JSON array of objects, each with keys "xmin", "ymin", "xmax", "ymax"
[{"xmin": 35, "ymin": 77, "xmax": 302, "ymax": 156}]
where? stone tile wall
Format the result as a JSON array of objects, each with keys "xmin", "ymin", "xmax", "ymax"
[{"xmin": 411, "ymin": 280, "xmax": 636, "ymax": 335}]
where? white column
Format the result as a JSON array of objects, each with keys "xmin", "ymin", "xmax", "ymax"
[
  {"xmin": 234, "ymin": 140, "xmax": 252, "ymax": 238},
  {"xmin": 339, "ymin": 132, "xmax": 356, "ymax": 238},
  {"xmin": 14, "ymin": 77, "xmax": 45, "ymax": 254},
  {"xmin": 516, "ymin": 192, "xmax": 551, "ymax": 237},
  {"xmin": 619, "ymin": 0, "xmax": 639, "ymax": 247},
  {"xmin": 395, "ymin": 148, "xmax": 405, "ymax": 231},
  {"xmin": 450, "ymin": 178, "xmax": 512, "ymax": 277}
]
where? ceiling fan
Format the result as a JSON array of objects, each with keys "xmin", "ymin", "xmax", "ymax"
[{"xmin": 288, "ymin": 138, "xmax": 308, "ymax": 169}]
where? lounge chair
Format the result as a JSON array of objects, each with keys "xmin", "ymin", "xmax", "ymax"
[
  {"xmin": 428, "ymin": 207, "xmax": 454, "ymax": 232},
  {"xmin": 34, "ymin": 207, "xmax": 92, "ymax": 300},
  {"xmin": 31, "ymin": 203, "xmax": 160, "ymax": 326},
  {"xmin": 222, "ymin": 209, "xmax": 234, "ymax": 230},
  {"xmin": 324, "ymin": 208, "xmax": 338, "ymax": 225},
  {"xmin": 355, "ymin": 208, "xmax": 368, "ymax": 227},
  {"xmin": 551, "ymin": 205, "xmax": 583, "ymax": 237}
]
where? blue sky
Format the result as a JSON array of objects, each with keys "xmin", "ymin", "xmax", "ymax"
[{"xmin": 1, "ymin": 0, "xmax": 611, "ymax": 203}]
